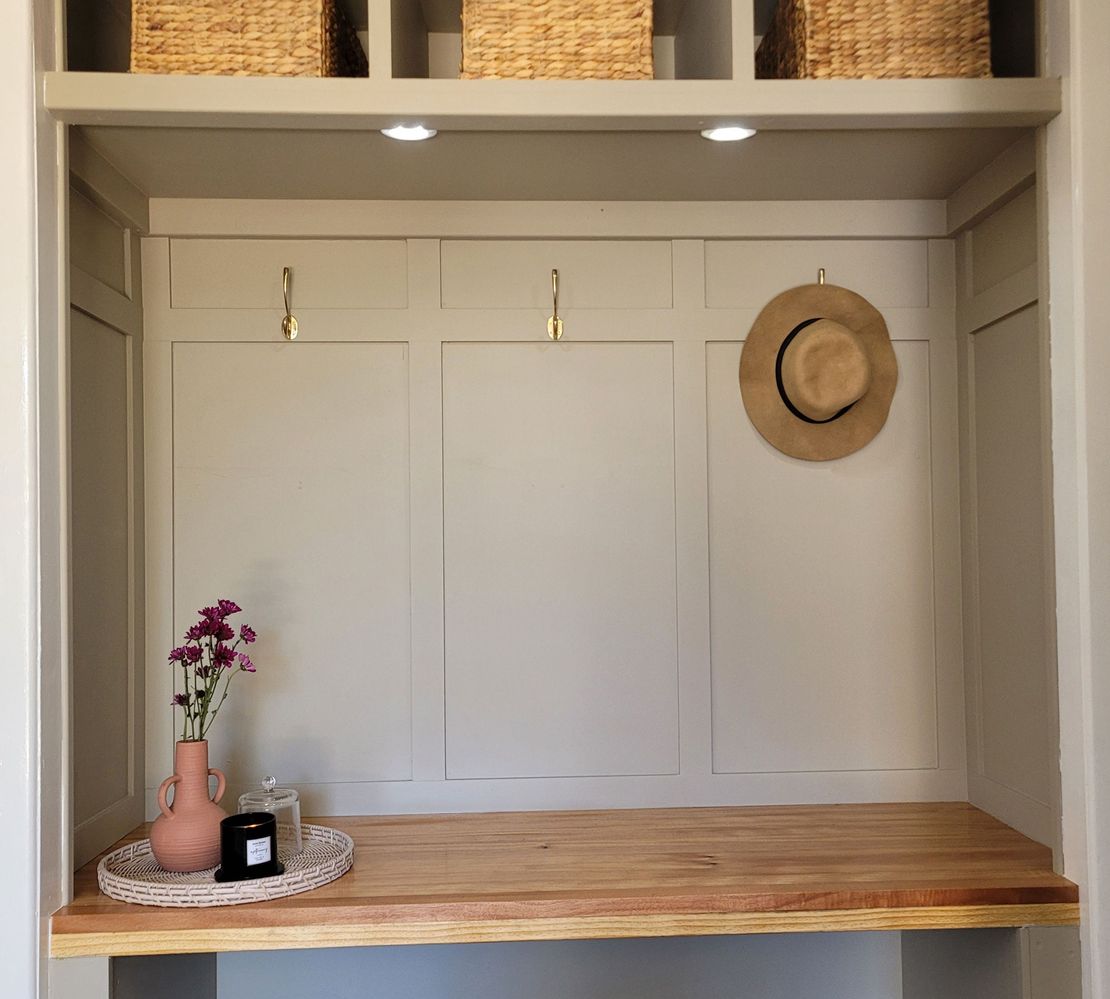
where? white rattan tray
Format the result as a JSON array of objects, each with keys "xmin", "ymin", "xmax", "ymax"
[{"xmin": 98, "ymin": 823, "xmax": 354, "ymax": 907}]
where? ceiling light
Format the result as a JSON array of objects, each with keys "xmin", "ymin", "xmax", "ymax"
[
  {"xmin": 700, "ymin": 126, "xmax": 757, "ymax": 142},
  {"xmin": 381, "ymin": 124, "xmax": 438, "ymax": 142}
]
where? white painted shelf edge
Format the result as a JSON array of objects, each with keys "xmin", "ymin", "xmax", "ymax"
[{"xmin": 45, "ymin": 73, "xmax": 1062, "ymax": 131}]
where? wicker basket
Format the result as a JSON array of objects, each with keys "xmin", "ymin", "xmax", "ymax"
[
  {"xmin": 461, "ymin": 0, "xmax": 653, "ymax": 80},
  {"xmin": 756, "ymin": 0, "xmax": 991, "ymax": 80},
  {"xmin": 131, "ymin": 0, "xmax": 368, "ymax": 77}
]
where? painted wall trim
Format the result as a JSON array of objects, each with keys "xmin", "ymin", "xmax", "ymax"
[
  {"xmin": 946, "ymin": 134, "xmax": 1037, "ymax": 236},
  {"xmin": 70, "ymin": 130, "xmax": 149, "ymax": 234},
  {"xmin": 148, "ymin": 199, "xmax": 948, "ymax": 240}
]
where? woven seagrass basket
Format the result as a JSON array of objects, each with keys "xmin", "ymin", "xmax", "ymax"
[
  {"xmin": 131, "ymin": 0, "xmax": 368, "ymax": 77},
  {"xmin": 461, "ymin": 0, "xmax": 653, "ymax": 80},
  {"xmin": 756, "ymin": 0, "xmax": 991, "ymax": 79}
]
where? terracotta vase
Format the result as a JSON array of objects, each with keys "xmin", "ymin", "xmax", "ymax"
[{"xmin": 149, "ymin": 740, "xmax": 227, "ymax": 872}]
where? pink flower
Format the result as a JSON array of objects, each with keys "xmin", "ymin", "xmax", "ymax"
[
  {"xmin": 217, "ymin": 599, "xmax": 242, "ymax": 617},
  {"xmin": 240, "ymin": 624, "xmax": 257, "ymax": 644},
  {"xmin": 214, "ymin": 621, "xmax": 235, "ymax": 642},
  {"xmin": 167, "ymin": 646, "xmax": 186, "ymax": 663},
  {"xmin": 237, "ymin": 652, "xmax": 256, "ymax": 673},
  {"xmin": 185, "ymin": 644, "xmax": 202, "ymax": 663},
  {"xmin": 171, "ymin": 693, "xmax": 189, "ymax": 707},
  {"xmin": 213, "ymin": 643, "xmax": 236, "ymax": 669},
  {"xmin": 199, "ymin": 605, "xmax": 222, "ymax": 621},
  {"xmin": 187, "ymin": 617, "xmax": 220, "ymax": 639}
]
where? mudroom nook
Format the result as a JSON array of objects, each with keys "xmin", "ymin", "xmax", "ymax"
[{"xmin": 21, "ymin": 1, "xmax": 1099, "ymax": 997}]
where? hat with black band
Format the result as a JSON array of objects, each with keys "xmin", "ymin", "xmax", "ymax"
[{"xmin": 739, "ymin": 283, "xmax": 898, "ymax": 461}]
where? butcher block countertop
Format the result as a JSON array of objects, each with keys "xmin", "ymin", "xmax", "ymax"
[{"xmin": 51, "ymin": 802, "xmax": 1079, "ymax": 958}]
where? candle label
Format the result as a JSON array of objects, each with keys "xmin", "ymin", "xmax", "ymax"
[{"xmin": 246, "ymin": 836, "xmax": 272, "ymax": 866}]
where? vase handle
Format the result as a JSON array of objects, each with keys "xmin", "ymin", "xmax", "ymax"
[
  {"xmin": 208, "ymin": 768, "xmax": 226, "ymax": 804},
  {"xmin": 157, "ymin": 775, "xmax": 181, "ymax": 819}
]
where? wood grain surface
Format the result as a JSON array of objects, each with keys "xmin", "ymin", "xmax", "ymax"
[{"xmin": 51, "ymin": 803, "xmax": 1079, "ymax": 958}]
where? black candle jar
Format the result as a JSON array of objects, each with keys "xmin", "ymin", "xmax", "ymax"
[{"xmin": 214, "ymin": 812, "xmax": 285, "ymax": 882}]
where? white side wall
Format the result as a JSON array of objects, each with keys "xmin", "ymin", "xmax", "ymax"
[
  {"xmin": 1, "ymin": 1, "xmax": 43, "ymax": 990},
  {"xmin": 5, "ymin": 1, "xmax": 65, "ymax": 998},
  {"xmin": 1046, "ymin": 0, "xmax": 1110, "ymax": 995}
]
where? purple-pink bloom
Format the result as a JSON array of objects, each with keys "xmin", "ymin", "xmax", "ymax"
[
  {"xmin": 237, "ymin": 652, "xmax": 256, "ymax": 673},
  {"xmin": 185, "ymin": 644, "xmax": 202, "ymax": 663},
  {"xmin": 188, "ymin": 617, "xmax": 220, "ymax": 638},
  {"xmin": 171, "ymin": 693, "xmax": 189, "ymax": 707},
  {"xmin": 168, "ymin": 646, "xmax": 187, "ymax": 663},
  {"xmin": 214, "ymin": 621, "xmax": 235, "ymax": 642},
  {"xmin": 240, "ymin": 624, "xmax": 257, "ymax": 644},
  {"xmin": 217, "ymin": 599, "xmax": 242, "ymax": 617},
  {"xmin": 199, "ymin": 605, "xmax": 222, "ymax": 621},
  {"xmin": 213, "ymin": 643, "xmax": 236, "ymax": 669}
]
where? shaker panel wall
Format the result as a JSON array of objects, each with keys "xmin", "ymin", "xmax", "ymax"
[
  {"xmin": 958, "ymin": 177, "xmax": 1057, "ymax": 848},
  {"xmin": 145, "ymin": 222, "xmax": 961, "ymax": 814},
  {"xmin": 707, "ymin": 340, "xmax": 938, "ymax": 774},
  {"xmin": 442, "ymin": 342, "xmax": 680, "ymax": 779},
  {"xmin": 172, "ymin": 342, "xmax": 412, "ymax": 788}
]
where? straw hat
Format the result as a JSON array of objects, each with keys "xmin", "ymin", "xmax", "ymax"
[{"xmin": 739, "ymin": 282, "xmax": 898, "ymax": 461}]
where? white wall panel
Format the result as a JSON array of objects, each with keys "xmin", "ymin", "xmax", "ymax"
[
  {"xmin": 971, "ymin": 307, "xmax": 1052, "ymax": 805},
  {"xmin": 705, "ymin": 240, "xmax": 929, "ymax": 309},
  {"xmin": 172, "ymin": 342, "xmax": 412, "ymax": 786},
  {"xmin": 170, "ymin": 239, "xmax": 408, "ymax": 309},
  {"xmin": 440, "ymin": 240, "xmax": 673, "ymax": 309},
  {"xmin": 442, "ymin": 341, "xmax": 680, "ymax": 779},
  {"xmin": 708, "ymin": 340, "xmax": 938, "ymax": 774},
  {"xmin": 971, "ymin": 187, "xmax": 1038, "ymax": 295},
  {"xmin": 70, "ymin": 189, "xmax": 127, "ymax": 295},
  {"xmin": 71, "ymin": 309, "xmax": 131, "ymax": 823}
]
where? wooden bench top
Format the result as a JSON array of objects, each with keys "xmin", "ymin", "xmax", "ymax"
[{"xmin": 51, "ymin": 802, "xmax": 1079, "ymax": 958}]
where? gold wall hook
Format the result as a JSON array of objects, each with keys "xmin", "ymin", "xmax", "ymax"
[
  {"xmin": 547, "ymin": 268, "xmax": 564, "ymax": 340},
  {"xmin": 817, "ymin": 268, "xmax": 826, "ymax": 285},
  {"xmin": 281, "ymin": 266, "xmax": 299, "ymax": 340}
]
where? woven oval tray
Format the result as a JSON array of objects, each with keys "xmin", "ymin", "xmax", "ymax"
[{"xmin": 98, "ymin": 823, "xmax": 354, "ymax": 907}]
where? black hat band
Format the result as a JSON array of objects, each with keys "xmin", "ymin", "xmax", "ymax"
[{"xmin": 774, "ymin": 317, "xmax": 859, "ymax": 426}]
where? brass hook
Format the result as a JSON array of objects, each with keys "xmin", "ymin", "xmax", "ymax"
[
  {"xmin": 817, "ymin": 268, "xmax": 826, "ymax": 285},
  {"xmin": 547, "ymin": 268, "xmax": 564, "ymax": 341},
  {"xmin": 281, "ymin": 266, "xmax": 298, "ymax": 340}
]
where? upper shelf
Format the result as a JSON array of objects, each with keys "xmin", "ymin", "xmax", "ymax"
[
  {"xmin": 53, "ymin": 0, "xmax": 1058, "ymax": 202},
  {"xmin": 51, "ymin": 803, "xmax": 1078, "ymax": 959},
  {"xmin": 45, "ymin": 73, "xmax": 1061, "ymax": 131}
]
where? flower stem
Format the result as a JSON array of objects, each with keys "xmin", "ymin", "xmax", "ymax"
[{"xmin": 201, "ymin": 669, "xmax": 237, "ymax": 740}]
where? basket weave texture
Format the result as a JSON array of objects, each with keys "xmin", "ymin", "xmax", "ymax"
[
  {"xmin": 131, "ymin": 0, "xmax": 368, "ymax": 77},
  {"xmin": 98, "ymin": 824, "xmax": 354, "ymax": 907},
  {"xmin": 461, "ymin": 0, "xmax": 653, "ymax": 80},
  {"xmin": 756, "ymin": 0, "xmax": 991, "ymax": 79}
]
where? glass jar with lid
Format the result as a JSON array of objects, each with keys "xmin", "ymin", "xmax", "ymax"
[{"xmin": 238, "ymin": 776, "xmax": 302, "ymax": 859}]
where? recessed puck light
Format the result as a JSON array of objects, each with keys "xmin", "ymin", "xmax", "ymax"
[
  {"xmin": 381, "ymin": 124, "xmax": 438, "ymax": 141},
  {"xmin": 700, "ymin": 126, "xmax": 757, "ymax": 142}
]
